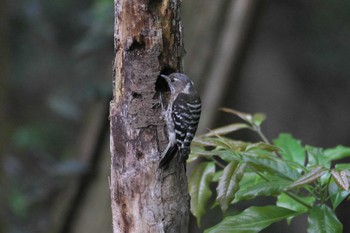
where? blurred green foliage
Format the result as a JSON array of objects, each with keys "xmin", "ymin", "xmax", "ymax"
[
  {"xmin": 1, "ymin": 0, "xmax": 113, "ymax": 232},
  {"xmin": 189, "ymin": 109, "xmax": 349, "ymax": 233}
]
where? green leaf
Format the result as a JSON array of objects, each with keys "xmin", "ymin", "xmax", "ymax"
[
  {"xmin": 331, "ymin": 170, "xmax": 349, "ymax": 191},
  {"xmin": 204, "ymin": 206, "xmax": 298, "ymax": 233},
  {"xmin": 199, "ymin": 136, "xmax": 247, "ymax": 151},
  {"xmin": 245, "ymin": 142, "xmax": 281, "ymax": 153},
  {"xmin": 324, "ymin": 146, "xmax": 350, "ymax": 161},
  {"xmin": 252, "ymin": 113, "xmax": 266, "ymax": 126},
  {"xmin": 335, "ymin": 163, "xmax": 350, "ymax": 170},
  {"xmin": 217, "ymin": 150, "xmax": 242, "ymax": 162},
  {"xmin": 328, "ymin": 181, "xmax": 350, "ymax": 209},
  {"xmin": 307, "ymin": 205, "xmax": 343, "ymax": 233},
  {"xmin": 220, "ymin": 108, "xmax": 254, "ymax": 124},
  {"xmin": 188, "ymin": 146, "xmax": 214, "ymax": 162},
  {"xmin": 204, "ymin": 123, "xmax": 250, "ymax": 137},
  {"xmin": 233, "ymin": 172, "xmax": 262, "ymax": 201},
  {"xmin": 189, "ymin": 162, "xmax": 215, "ymax": 226},
  {"xmin": 212, "ymin": 171, "xmax": 224, "ymax": 182},
  {"xmin": 235, "ymin": 178, "xmax": 291, "ymax": 203},
  {"xmin": 187, "ymin": 153, "xmax": 200, "ymax": 163},
  {"xmin": 288, "ymin": 166, "xmax": 328, "ymax": 189},
  {"xmin": 273, "ymin": 133, "xmax": 305, "ymax": 166},
  {"xmin": 192, "ymin": 137, "xmax": 219, "ymax": 147},
  {"xmin": 213, "ymin": 137, "xmax": 248, "ymax": 151},
  {"xmin": 306, "ymin": 146, "xmax": 330, "ymax": 168},
  {"xmin": 277, "ymin": 193, "xmax": 314, "ymax": 215},
  {"xmin": 216, "ymin": 162, "xmax": 246, "ymax": 212},
  {"xmin": 243, "ymin": 152, "xmax": 299, "ymax": 180}
]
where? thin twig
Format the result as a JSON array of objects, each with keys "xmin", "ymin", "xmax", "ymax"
[
  {"xmin": 254, "ymin": 126, "xmax": 270, "ymax": 144},
  {"xmin": 212, "ymin": 156, "xmax": 226, "ymax": 169}
]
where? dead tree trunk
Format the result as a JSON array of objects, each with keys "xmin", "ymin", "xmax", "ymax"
[{"xmin": 109, "ymin": 0, "xmax": 189, "ymax": 233}]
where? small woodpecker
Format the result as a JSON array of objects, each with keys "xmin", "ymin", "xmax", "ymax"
[{"xmin": 159, "ymin": 73, "xmax": 201, "ymax": 169}]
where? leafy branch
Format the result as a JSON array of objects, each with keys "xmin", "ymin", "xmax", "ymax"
[{"xmin": 188, "ymin": 108, "xmax": 350, "ymax": 233}]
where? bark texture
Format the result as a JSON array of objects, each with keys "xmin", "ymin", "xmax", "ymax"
[{"xmin": 110, "ymin": 0, "xmax": 189, "ymax": 232}]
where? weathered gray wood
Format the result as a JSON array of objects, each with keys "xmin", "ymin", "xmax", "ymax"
[{"xmin": 109, "ymin": 0, "xmax": 189, "ymax": 232}]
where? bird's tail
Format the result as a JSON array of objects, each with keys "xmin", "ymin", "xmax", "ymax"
[{"xmin": 159, "ymin": 145, "xmax": 178, "ymax": 169}]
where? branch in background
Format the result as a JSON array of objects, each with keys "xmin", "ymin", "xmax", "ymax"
[{"xmin": 185, "ymin": 0, "xmax": 260, "ymax": 132}]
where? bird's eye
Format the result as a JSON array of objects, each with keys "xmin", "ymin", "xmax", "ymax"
[{"xmin": 170, "ymin": 78, "xmax": 175, "ymax": 82}]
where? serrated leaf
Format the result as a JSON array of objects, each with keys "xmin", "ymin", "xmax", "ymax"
[
  {"xmin": 216, "ymin": 161, "xmax": 245, "ymax": 212},
  {"xmin": 245, "ymin": 142, "xmax": 281, "ymax": 153},
  {"xmin": 220, "ymin": 108, "xmax": 253, "ymax": 124},
  {"xmin": 288, "ymin": 166, "xmax": 328, "ymax": 189},
  {"xmin": 204, "ymin": 206, "xmax": 298, "ymax": 233},
  {"xmin": 273, "ymin": 133, "xmax": 305, "ymax": 166},
  {"xmin": 306, "ymin": 146, "xmax": 330, "ymax": 168},
  {"xmin": 215, "ymin": 150, "xmax": 240, "ymax": 162},
  {"xmin": 189, "ymin": 145, "xmax": 236, "ymax": 163},
  {"xmin": 233, "ymin": 172, "xmax": 262, "ymax": 201},
  {"xmin": 324, "ymin": 146, "xmax": 350, "ymax": 161},
  {"xmin": 243, "ymin": 152, "xmax": 299, "ymax": 180},
  {"xmin": 203, "ymin": 123, "xmax": 250, "ymax": 137},
  {"xmin": 188, "ymin": 146, "xmax": 215, "ymax": 163},
  {"xmin": 307, "ymin": 205, "xmax": 343, "ymax": 233},
  {"xmin": 235, "ymin": 179, "xmax": 291, "ymax": 203},
  {"xmin": 252, "ymin": 113, "xmax": 266, "ymax": 126},
  {"xmin": 192, "ymin": 137, "xmax": 218, "ymax": 147},
  {"xmin": 331, "ymin": 170, "xmax": 349, "ymax": 191},
  {"xmin": 190, "ymin": 146, "xmax": 241, "ymax": 163},
  {"xmin": 213, "ymin": 137, "xmax": 248, "ymax": 151},
  {"xmin": 200, "ymin": 136, "xmax": 245, "ymax": 151},
  {"xmin": 187, "ymin": 153, "xmax": 200, "ymax": 163},
  {"xmin": 277, "ymin": 193, "xmax": 314, "ymax": 216},
  {"xmin": 328, "ymin": 181, "xmax": 350, "ymax": 209},
  {"xmin": 335, "ymin": 163, "xmax": 350, "ymax": 170},
  {"xmin": 193, "ymin": 136, "xmax": 247, "ymax": 155},
  {"xmin": 189, "ymin": 162, "xmax": 215, "ymax": 227},
  {"xmin": 212, "ymin": 171, "xmax": 224, "ymax": 182}
]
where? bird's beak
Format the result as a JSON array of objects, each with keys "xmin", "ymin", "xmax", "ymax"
[
  {"xmin": 161, "ymin": 74, "xmax": 171, "ymax": 84},
  {"xmin": 161, "ymin": 74, "xmax": 169, "ymax": 80},
  {"xmin": 160, "ymin": 74, "xmax": 174, "ymax": 92}
]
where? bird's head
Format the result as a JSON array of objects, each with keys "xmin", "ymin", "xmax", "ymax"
[{"xmin": 161, "ymin": 73, "xmax": 194, "ymax": 94}]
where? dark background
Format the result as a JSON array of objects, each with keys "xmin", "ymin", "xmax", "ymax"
[{"xmin": 1, "ymin": 0, "xmax": 350, "ymax": 232}]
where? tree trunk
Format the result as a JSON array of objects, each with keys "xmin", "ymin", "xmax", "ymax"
[{"xmin": 109, "ymin": 0, "xmax": 189, "ymax": 233}]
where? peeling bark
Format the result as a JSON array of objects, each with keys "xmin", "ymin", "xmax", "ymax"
[{"xmin": 109, "ymin": 0, "xmax": 189, "ymax": 232}]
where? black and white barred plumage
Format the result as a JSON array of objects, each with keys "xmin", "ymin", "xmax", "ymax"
[{"xmin": 159, "ymin": 73, "xmax": 201, "ymax": 169}]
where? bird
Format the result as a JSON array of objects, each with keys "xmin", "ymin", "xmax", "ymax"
[{"xmin": 159, "ymin": 73, "xmax": 201, "ymax": 169}]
